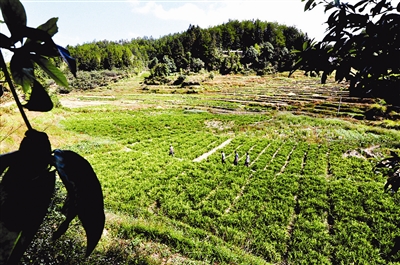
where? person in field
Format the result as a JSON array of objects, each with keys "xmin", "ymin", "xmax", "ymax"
[
  {"xmin": 244, "ymin": 152, "xmax": 250, "ymax": 167},
  {"xmin": 221, "ymin": 151, "xmax": 226, "ymax": 164},
  {"xmin": 169, "ymin": 145, "xmax": 174, "ymax": 156},
  {"xmin": 233, "ymin": 151, "xmax": 239, "ymax": 165}
]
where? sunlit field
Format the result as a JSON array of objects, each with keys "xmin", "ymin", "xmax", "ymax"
[{"xmin": 1, "ymin": 73, "xmax": 399, "ymax": 264}]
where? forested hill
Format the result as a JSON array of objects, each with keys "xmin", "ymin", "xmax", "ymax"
[{"xmin": 67, "ymin": 19, "xmax": 309, "ymax": 75}]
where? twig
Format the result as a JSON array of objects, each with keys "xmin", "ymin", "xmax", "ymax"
[{"xmin": 0, "ymin": 50, "xmax": 32, "ymax": 130}]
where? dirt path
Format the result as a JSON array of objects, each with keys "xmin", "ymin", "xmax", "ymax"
[
  {"xmin": 60, "ymin": 98, "xmax": 109, "ymax": 108},
  {"xmin": 193, "ymin": 138, "xmax": 233, "ymax": 162}
]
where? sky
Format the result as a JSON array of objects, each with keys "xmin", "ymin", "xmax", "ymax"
[{"xmin": 1, "ymin": 0, "xmax": 335, "ymax": 49}]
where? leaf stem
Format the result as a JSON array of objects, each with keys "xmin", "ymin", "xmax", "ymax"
[{"xmin": 0, "ymin": 49, "xmax": 32, "ymax": 131}]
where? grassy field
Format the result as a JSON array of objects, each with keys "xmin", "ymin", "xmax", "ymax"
[{"xmin": 1, "ymin": 72, "xmax": 400, "ymax": 264}]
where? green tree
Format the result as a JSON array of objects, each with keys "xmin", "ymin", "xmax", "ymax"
[
  {"xmin": 162, "ymin": 54, "xmax": 177, "ymax": 73},
  {"xmin": 221, "ymin": 21, "xmax": 237, "ymax": 49},
  {"xmin": 274, "ymin": 46, "xmax": 292, "ymax": 71},
  {"xmin": 153, "ymin": 63, "xmax": 169, "ymax": 76},
  {"xmin": 242, "ymin": 45, "xmax": 260, "ymax": 68},
  {"xmin": 220, "ymin": 51, "xmax": 242, "ymax": 75},
  {"xmin": 191, "ymin": 57, "xmax": 205, "ymax": 72},
  {"xmin": 148, "ymin": 56, "xmax": 159, "ymax": 70},
  {"xmin": 103, "ymin": 43, "xmax": 124, "ymax": 69},
  {"xmin": 241, "ymin": 20, "xmax": 256, "ymax": 49},
  {"xmin": 260, "ymin": 42, "xmax": 274, "ymax": 62},
  {"xmin": 170, "ymin": 37, "xmax": 186, "ymax": 70},
  {"xmin": 121, "ymin": 46, "xmax": 134, "ymax": 68},
  {"xmin": 69, "ymin": 43, "xmax": 103, "ymax": 71}
]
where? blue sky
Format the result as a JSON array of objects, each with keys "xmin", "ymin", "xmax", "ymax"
[{"xmin": 1, "ymin": 0, "xmax": 334, "ymax": 48}]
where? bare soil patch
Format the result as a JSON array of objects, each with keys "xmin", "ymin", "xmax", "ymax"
[{"xmin": 60, "ymin": 98, "xmax": 109, "ymax": 108}]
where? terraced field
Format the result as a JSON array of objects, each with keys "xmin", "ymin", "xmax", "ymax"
[
  {"xmin": 207, "ymin": 75, "xmax": 372, "ymax": 117},
  {"xmin": 1, "ymin": 73, "xmax": 399, "ymax": 264},
  {"xmin": 57, "ymin": 73, "xmax": 396, "ymax": 121}
]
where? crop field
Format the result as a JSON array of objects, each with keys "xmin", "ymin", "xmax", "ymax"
[{"xmin": 1, "ymin": 73, "xmax": 400, "ymax": 264}]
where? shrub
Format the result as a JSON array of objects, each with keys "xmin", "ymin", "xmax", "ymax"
[{"xmin": 173, "ymin": 75, "xmax": 187, "ymax": 86}]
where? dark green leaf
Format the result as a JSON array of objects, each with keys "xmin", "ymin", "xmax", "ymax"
[
  {"xmin": 52, "ymin": 149, "xmax": 104, "ymax": 257},
  {"xmin": 57, "ymin": 45, "xmax": 77, "ymax": 77},
  {"xmin": 354, "ymin": 0, "xmax": 369, "ymax": 9},
  {"xmin": 0, "ymin": 151, "xmax": 18, "ymax": 174},
  {"xmin": 354, "ymin": 0, "xmax": 369, "ymax": 12},
  {"xmin": 22, "ymin": 41, "xmax": 59, "ymax": 57},
  {"xmin": 24, "ymin": 18, "xmax": 59, "ymax": 47},
  {"xmin": 5, "ymin": 170, "xmax": 55, "ymax": 264},
  {"xmin": 288, "ymin": 57, "xmax": 304, "ymax": 77},
  {"xmin": 0, "ymin": 0, "xmax": 26, "ymax": 41},
  {"xmin": 31, "ymin": 55, "xmax": 69, "ymax": 87},
  {"xmin": 0, "ymin": 33, "xmax": 12, "ymax": 49},
  {"xmin": 0, "ymin": 130, "xmax": 54, "ymax": 264},
  {"xmin": 19, "ymin": 130, "xmax": 52, "ymax": 170},
  {"xmin": 324, "ymin": 3, "xmax": 335, "ymax": 13},
  {"xmin": 322, "ymin": 33, "xmax": 337, "ymax": 42},
  {"xmin": 20, "ymin": 26, "xmax": 57, "ymax": 48},
  {"xmin": 335, "ymin": 63, "xmax": 350, "ymax": 82},
  {"xmin": 302, "ymin": 41, "xmax": 308, "ymax": 51},
  {"xmin": 371, "ymin": 0, "xmax": 386, "ymax": 16},
  {"xmin": 327, "ymin": 10, "xmax": 339, "ymax": 27},
  {"xmin": 10, "ymin": 51, "xmax": 34, "ymax": 93},
  {"xmin": 346, "ymin": 3, "xmax": 356, "ymax": 13},
  {"xmin": 38, "ymin": 17, "xmax": 58, "ymax": 37},
  {"xmin": 304, "ymin": 0, "xmax": 315, "ymax": 11},
  {"xmin": 23, "ymin": 80, "xmax": 53, "ymax": 112}
]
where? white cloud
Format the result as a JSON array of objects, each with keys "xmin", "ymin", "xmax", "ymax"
[
  {"xmin": 134, "ymin": 2, "xmax": 207, "ymax": 22},
  {"xmin": 132, "ymin": 1, "xmax": 286, "ymax": 22},
  {"xmin": 127, "ymin": 0, "xmax": 337, "ymax": 40}
]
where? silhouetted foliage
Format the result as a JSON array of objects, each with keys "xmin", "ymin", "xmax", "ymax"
[
  {"xmin": 375, "ymin": 151, "xmax": 400, "ymax": 193},
  {"xmin": 0, "ymin": 0, "xmax": 105, "ymax": 263},
  {"xmin": 292, "ymin": 0, "xmax": 400, "ymax": 105}
]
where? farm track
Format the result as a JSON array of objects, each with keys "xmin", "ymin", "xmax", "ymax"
[
  {"xmin": 276, "ymin": 144, "xmax": 297, "ymax": 176},
  {"xmin": 224, "ymin": 174, "xmax": 253, "ymax": 214},
  {"xmin": 250, "ymin": 143, "xmax": 271, "ymax": 167},
  {"xmin": 264, "ymin": 145, "xmax": 282, "ymax": 171},
  {"xmin": 193, "ymin": 138, "xmax": 233, "ymax": 162}
]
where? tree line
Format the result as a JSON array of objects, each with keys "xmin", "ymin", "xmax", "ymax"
[{"xmin": 67, "ymin": 19, "xmax": 308, "ymax": 75}]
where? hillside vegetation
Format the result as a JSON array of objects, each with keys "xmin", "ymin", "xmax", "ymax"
[
  {"xmin": 67, "ymin": 19, "xmax": 307, "ymax": 75},
  {"xmin": 1, "ymin": 73, "xmax": 399, "ymax": 264}
]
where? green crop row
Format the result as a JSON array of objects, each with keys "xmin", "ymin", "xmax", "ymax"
[{"xmin": 53, "ymin": 106, "xmax": 400, "ymax": 264}]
